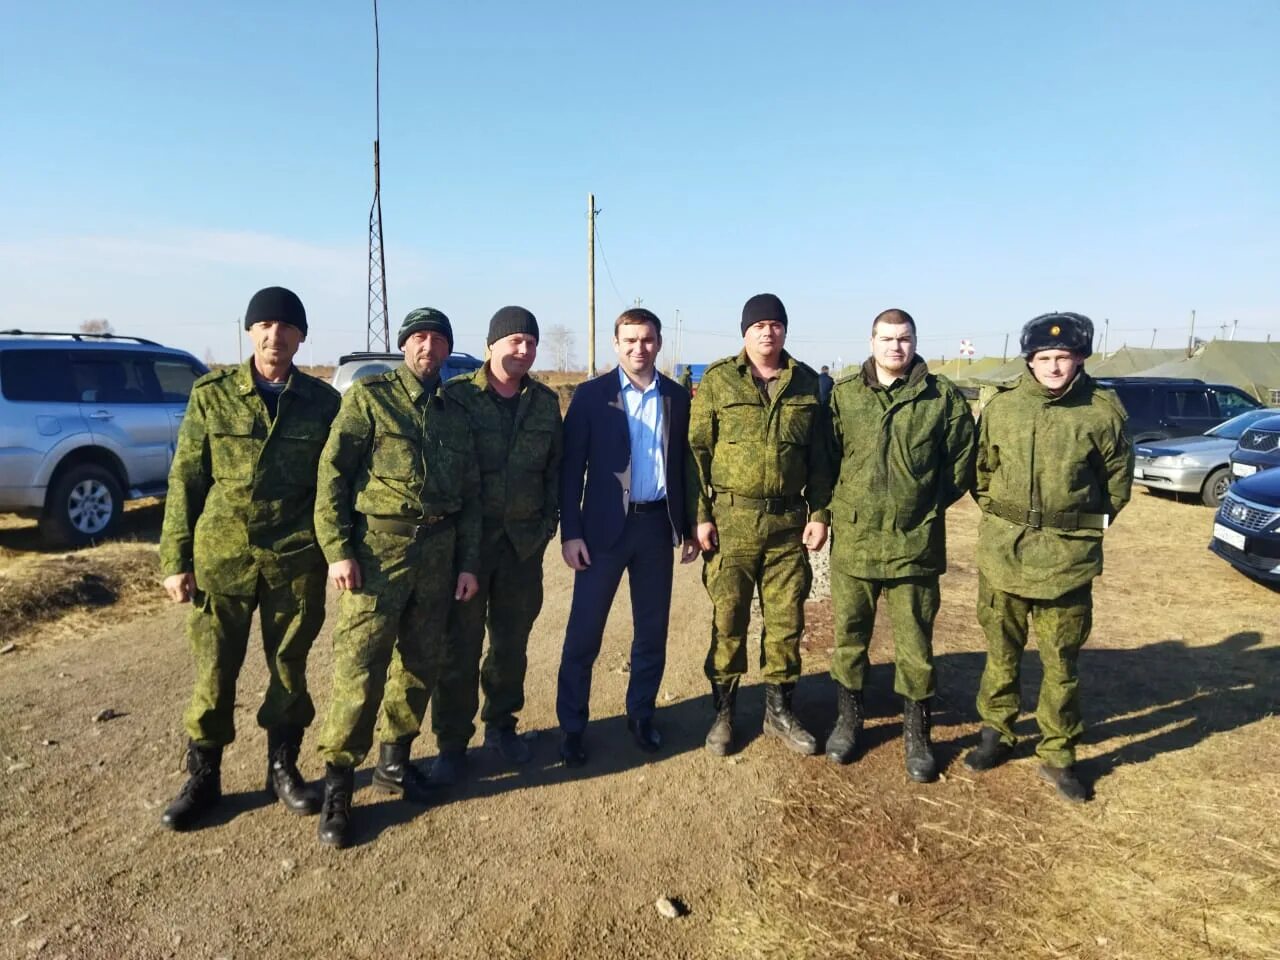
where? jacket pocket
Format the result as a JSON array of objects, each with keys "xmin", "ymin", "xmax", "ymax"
[
  {"xmin": 207, "ymin": 415, "xmax": 257, "ymax": 480},
  {"xmin": 372, "ymin": 433, "xmax": 421, "ymax": 482},
  {"xmin": 779, "ymin": 397, "xmax": 818, "ymax": 444}
]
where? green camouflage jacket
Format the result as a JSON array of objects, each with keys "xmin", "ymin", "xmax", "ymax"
[
  {"xmin": 975, "ymin": 371, "xmax": 1133, "ymax": 599},
  {"xmin": 442, "ymin": 364, "xmax": 563, "ymax": 561},
  {"xmin": 159, "ymin": 361, "xmax": 341, "ymax": 594},
  {"xmin": 687, "ymin": 349, "xmax": 833, "ymax": 526},
  {"xmin": 828, "ymin": 358, "xmax": 976, "ymax": 579},
  {"xmin": 315, "ymin": 363, "xmax": 482, "ymax": 574}
]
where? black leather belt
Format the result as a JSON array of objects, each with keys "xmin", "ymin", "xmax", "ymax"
[
  {"xmin": 714, "ymin": 491, "xmax": 805, "ymax": 516},
  {"xmin": 987, "ymin": 501, "xmax": 1107, "ymax": 531},
  {"xmin": 628, "ymin": 498, "xmax": 667, "ymax": 515},
  {"xmin": 366, "ymin": 514, "xmax": 456, "ymax": 540}
]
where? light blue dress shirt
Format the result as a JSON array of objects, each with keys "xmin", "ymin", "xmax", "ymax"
[{"xmin": 618, "ymin": 367, "xmax": 666, "ymax": 503}]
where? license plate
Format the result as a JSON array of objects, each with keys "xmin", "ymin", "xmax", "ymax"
[
  {"xmin": 1232, "ymin": 462, "xmax": 1259, "ymax": 478},
  {"xmin": 1213, "ymin": 523, "xmax": 1247, "ymax": 550}
]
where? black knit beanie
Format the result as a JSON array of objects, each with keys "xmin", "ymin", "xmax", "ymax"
[
  {"xmin": 244, "ymin": 287, "xmax": 307, "ymax": 335},
  {"xmin": 741, "ymin": 293, "xmax": 788, "ymax": 335},
  {"xmin": 487, "ymin": 306, "xmax": 539, "ymax": 346},
  {"xmin": 397, "ymin": 307, "xmax": 454, "ymax": 351}
]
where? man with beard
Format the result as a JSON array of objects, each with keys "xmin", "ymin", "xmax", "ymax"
[{"xmin": 313, "ymin": 308, "xmax": 481, "ymax": 847}]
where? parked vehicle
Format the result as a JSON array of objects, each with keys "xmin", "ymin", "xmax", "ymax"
[
  {"xmin": 331, "ymin": 351, "xmax": 483, "ymax": 394},
  {"xmin": 1209, "ymin": 466, "xmax": 1280, "ymax": 584},
  {"xmin": 1228, "ymin": 413, "xmax": 1280, "ymax": 482},
  {"xmin": 1097, "ymin": 377, "xmax": 1263, "ymax": 443},
  {"xmin": 1133, "ymin": 408, "xmax": 1279, "ymax": 507},
  {"xmin": 0, "ymin": 331, "xmax": 208, "ymax": 544}
]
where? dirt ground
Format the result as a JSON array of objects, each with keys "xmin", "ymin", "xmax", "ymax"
[{"xmin": 1, "ymin": 490, "xmax": 1277, "ymax": 960}]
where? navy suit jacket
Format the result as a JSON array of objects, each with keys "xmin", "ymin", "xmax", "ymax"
[{"xmin": 559, "ymin": 367, "xmax": 692, "ymax": 553}]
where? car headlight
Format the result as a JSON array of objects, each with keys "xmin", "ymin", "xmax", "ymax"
[{"xmin": 1151, "ymin": 455, "xmax": 1195, "ymax": 467}]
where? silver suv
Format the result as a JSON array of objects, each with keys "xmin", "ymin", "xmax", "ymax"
[{"xmin": 0, "ymin": 331, "xmax": 208, "ymax": 544}]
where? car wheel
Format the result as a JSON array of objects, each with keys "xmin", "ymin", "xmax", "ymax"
[
  {"xmin": 40, "ymin": 464, "xmax": 124, "ymax": 546},
  {"xmin": 1201, "ymin": 467, "xmax": 1231, "ymax": 508}
]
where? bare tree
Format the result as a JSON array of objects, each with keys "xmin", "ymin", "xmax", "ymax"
[
  {"xmin": 79, "ymin": 318, "xmax": 114, "ymax": 336},
  {"xmin": 544, "ymin": 324, "xmax": 577, "ymax": 372}
]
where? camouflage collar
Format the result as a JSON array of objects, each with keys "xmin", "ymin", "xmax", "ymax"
[
  {"xmin": 860, "ymin": 355, "xmax": 928, "ymax": 393},
  {"xmin": 734, "ymin": 348, "xmax": 796, "ymax": 374},
  {"xmin": 474, "ymin": 360, "xmax": 530, "ymax": 395},
  {"xmin": 395, "ymin": 362, "xmax": 442, "ymax": 403},
  {"xmin": 236, "ymin": 358, "xmax": 300, "ymax": 396}
]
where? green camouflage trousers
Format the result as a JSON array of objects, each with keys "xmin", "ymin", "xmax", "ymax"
[
  {"xmin": 317, "ymin": 525, "xmax": 457, "ymax": 767},
  {"xmin": 432, "ymin": 535, "xmax": 546, "ymax": 750},
  {"xmin": 703, "ymin": 504, "xmax": 812, "ymax": 687},
  {"xmin": 183, "ymin": 568, "xmax": 326, "ymax": 747},
  {"xmin": 830, "ymin": 571, "xmax": 940, "ymax": 701},
  {"xmin": 975, "ymin": 573, "xmax": 1093, "ymax": 768}
]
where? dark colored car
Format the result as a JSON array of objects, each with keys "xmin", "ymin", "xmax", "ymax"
[
  {"xmin": 1097, "ymin": 377, "xmax": 1263, "ymax": 443},
  {"xmin": 1209, "ymin": 466, "xmax": 1280, "ymax": 583},
  {"xmin": 1228, "ymin": 414, "xmax": 1280, "ymax": 482}
]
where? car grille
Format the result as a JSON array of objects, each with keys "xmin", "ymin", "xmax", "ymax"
[
  {"xmin": 1238, "ymin": 428, "xmax": 1280, "ymax": 453},
  {"xmin": 1219, "ymin": 495, "xmax": 1280, "ymax": 533}
]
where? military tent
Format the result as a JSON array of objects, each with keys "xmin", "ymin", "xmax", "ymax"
[{"xmin": 1127, "ymin": 340, "xmax": 1280, "ymax": 401}]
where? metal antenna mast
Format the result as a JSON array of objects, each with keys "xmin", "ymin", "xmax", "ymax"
[{"xmin": 366, "ymin": 0, "xmax": 390, "ymax": 350}]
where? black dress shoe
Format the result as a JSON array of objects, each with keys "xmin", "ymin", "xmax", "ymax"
[
  {"xmin": 559, "ymin": 731, "xmax": 587, "ymax": 768},
  {"xmin": 627, "ymin": 717, "xmax": 662, "ymax": 753}
]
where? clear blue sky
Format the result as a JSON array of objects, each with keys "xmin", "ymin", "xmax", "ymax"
[{"xmin": 2, "ymin": 1, "xmax": 1276, "ymax": 369}]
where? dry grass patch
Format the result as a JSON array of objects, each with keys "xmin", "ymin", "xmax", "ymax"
[
  {"xmin": 723, "ymin": 493, "xmax": 1279, "ymax": 960},
  {"xmin": 0, "ymin": 541, "xmax": 164, "ymax": 646}
]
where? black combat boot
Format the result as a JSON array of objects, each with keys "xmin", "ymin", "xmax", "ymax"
[
  {"xmin": 317, "ymin": 763, "xmax": 355, "ymax": 848},
  {"xmin": 705, "ymin": 682, "xmax": 737, "ymax": 757},
  {"xmin": 371, "ymin": 741, "xmax": 435, "ymax": 803},
  {"xmin": 160, "ymin": 742, "xmax": 222, "ymax": 831},
  {"xmin": 824, "ymin": 685, "xmax": 864, "ymax": 765},
  {"xmin": 265, "ymin": 726, "xmax": 321, "ymax": 815},
  {"xmin": 1038, "ymin": 764, "xmax": 1089, "ymax": 803},
  {"xmin": 484, "ymin": 725, "xmax": 532, "ymax": 764},
  {"xmin": 963, "ymin": 726, "xmax": 1013, "ymax": 772},
  {"xmin": 763, "ymin": 684, "xmax": 818, "ymax": 756},
  {"xmin": 902, "ymin": 698, "xmax": 938, "ymax": 783},
  {"xmin": 429, "ymin": 747, "xmax": 468, "ymax": 787}
]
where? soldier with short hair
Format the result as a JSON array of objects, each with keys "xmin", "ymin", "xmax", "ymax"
[
  {"xmin": 428, "ymin": 307, "xmax": 563, "ymax": 785},
  {"xmin": 824, "ymin": 308, "xmax": 975, "ymax": 781},
  {"xmin": 965, "ymin": 312, "xmax": 1132, "ymax": 802},
  {"xmin": 313, "ymin": 308, "xmax": 481, "ymax": 848},
  {"xmin": 159, "ymin": 286, "xmax": 340, "ymax": 831},
  {"xmin": 688, "ymin": 293, "xmax": 833, "ymax": 757}
]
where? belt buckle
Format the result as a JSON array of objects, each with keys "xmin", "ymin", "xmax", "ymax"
[
  {"xmin": 765, "ymin": 497, "xmax": 784, "ymax": 515},
  {"xmin": 1026, "ymin": 508, "xmax": 1043, "ymax": 529}
]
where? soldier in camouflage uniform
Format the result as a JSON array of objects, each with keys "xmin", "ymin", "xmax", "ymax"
[
  {"xmin": 825, "ymin": 309, "xmax": 976, "ymax": 781},
  {"xmin": 965, "ymin": 312, "xmax": 1132, "ymax": 802},
  {"xmin": 159, "ymin": 286, "xmax": 340, "ymax": 831},
  {"xmin": 313, "ymin": 308, "xmax": 481, "ymax": 848},
  {"xmin": 428, "ymin": 307, "xmax": 563, "ymax": 785},
  {"xmin": 688, "ymin": 293, "xmax": 833, "ymax": 757}
]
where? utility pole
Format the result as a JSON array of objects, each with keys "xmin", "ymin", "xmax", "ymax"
[
  {"xmin": 1102, "ymin": 318, "xmax": 1109, "ymax": 356},
  {"xmin": 1002, "ymin": 333, "xmax": 1008, "ymax": 362},
  {"xmin": 587, "ymin": 193, "xmax": 597, "ymax": 375},
  {"xmin": 1187, "ymin": 309, "xmax": 1196, "ymax": 355},
  {"xmin": 674, "ymin": 307, "xmax": 682, "ymax": 374},
  {"xmin": 1230, "ymin": 318, "xmax": 1238, "ymax": 341},
  {"xmin": 1150, "ymin": 328, "xmax": 1157, "ymax": 348}
]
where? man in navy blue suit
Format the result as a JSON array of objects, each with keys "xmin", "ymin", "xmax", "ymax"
[{"xmin": 556, "ymin": 307, "xmax": 698, "ymax": 766}]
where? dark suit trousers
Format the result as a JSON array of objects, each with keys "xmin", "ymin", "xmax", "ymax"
[{"xmin": 556, "ymin": 509, "xmax": 674, "ymax": 733}]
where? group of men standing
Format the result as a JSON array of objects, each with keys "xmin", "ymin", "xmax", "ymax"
[{"xmin": 157, "ymin": 286, "xmax": 1131, "ymax": 849}]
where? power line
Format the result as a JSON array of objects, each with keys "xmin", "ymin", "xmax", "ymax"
[{"xmin": 590, "ymin": 219, "xmax": 627, "ymax": 308}]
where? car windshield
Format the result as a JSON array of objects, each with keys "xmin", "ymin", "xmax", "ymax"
[{"xmin": 1206, "ymin": 408, "xmax": 1277, "ymax": 439}]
